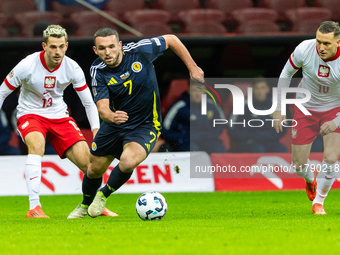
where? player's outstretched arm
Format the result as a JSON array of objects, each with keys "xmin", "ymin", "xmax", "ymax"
[
  {"xmin": 162, "ymin": 35, "xmax": 204, "ymax": 82},
  {"xmin": 76, "ymin": 87, "xmax": 100, "ymax": 133},
  {"xmin": 96, "ymin": 98, "xmax": 128, "ymax": 125},
  {"xmin": 273, "ymin": 111, "xmax": 285, "ymax": 133}
]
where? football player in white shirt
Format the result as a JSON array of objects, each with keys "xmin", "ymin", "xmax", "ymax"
[
  {"xmin": 274, "ymin": 21, "xmax": 340, "ymax": 215},
  {"xmin": 0, "ymin": 25, "xmax": 117, "ymax": 218}
]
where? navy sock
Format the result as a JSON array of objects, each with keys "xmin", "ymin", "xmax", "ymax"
[
  {"xmin": 100, "ymin": 165, "xmax": 132, "ymax": 198},
  {"xmin": 82, "ymin": 171, "xmax": 103, "ymax": 206}
]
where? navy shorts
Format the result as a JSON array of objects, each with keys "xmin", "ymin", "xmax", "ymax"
[{"xmin": 90, "ymin": 122, "xmax": 161, "ymax": 159}]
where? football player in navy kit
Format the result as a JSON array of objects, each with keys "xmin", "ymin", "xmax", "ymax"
[{"xmin": 68, "ymin": 28, "xmax": 204, "ymax": 218}]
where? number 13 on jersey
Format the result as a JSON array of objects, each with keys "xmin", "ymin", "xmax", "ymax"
[{"xmin": 42, "ymin": 98, "xmax": 53, "ymax": 107}]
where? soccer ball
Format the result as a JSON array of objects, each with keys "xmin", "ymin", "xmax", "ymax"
[{"xmin": 136, "ymin": 191, "xmax": 167, "ymax": 220}]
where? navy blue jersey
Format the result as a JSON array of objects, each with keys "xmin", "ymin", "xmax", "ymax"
[{"xmin": 90, "ymin": 36, "xmax": 166, "ymax": 130}]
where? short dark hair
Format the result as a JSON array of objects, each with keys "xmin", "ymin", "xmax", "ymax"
[
  {"xmin": 318, "ymin": 21, "xmax": 340, "ymax": 38},
  {"xmin": 93, "ymin": 28, "xmax": 119, "ymax": 45}
]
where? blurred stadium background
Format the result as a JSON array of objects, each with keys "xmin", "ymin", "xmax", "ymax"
[
  {"xmin": 1, "ymin": 0, "xmax": 340, "ymax": 192},
  {"xmin": 2, "ymin": 3, "xmax": 340, "ymax": 255}
]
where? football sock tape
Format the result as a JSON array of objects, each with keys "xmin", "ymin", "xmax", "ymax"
[{"xmin": 101, "ymin": 164, "xmax": 132, "ymax": 198}]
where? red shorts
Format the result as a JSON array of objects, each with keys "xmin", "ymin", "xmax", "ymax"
[
  {"xmin": 17, "ymin": 114, "xmax": 86, "ymax": 158},
  {"xmin": 292, "ymin": 106, "xmax": 340, "ymax": 145}
]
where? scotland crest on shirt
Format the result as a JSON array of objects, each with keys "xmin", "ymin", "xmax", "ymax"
[{"xmin": 131, "ymin": 62, "xmax": 142, "ymax": 73}]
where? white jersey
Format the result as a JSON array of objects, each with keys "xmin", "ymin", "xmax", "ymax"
[
  {"xmin": 0, "ymin": 51, "xmax": 100, "ymax": 131},
  {"xmin": 279, "ymin": 39, "xmax": 340, "ymax": 112}
]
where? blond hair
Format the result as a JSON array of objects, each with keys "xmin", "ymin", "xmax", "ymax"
[{"xmin": 43, "ymin": 25, "xmax": 68, "ymax": 43}]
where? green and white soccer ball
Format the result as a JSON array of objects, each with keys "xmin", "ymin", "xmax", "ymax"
[{"xmin": 136, "ymin": 191, "xmax": 167, "ymax": 220}]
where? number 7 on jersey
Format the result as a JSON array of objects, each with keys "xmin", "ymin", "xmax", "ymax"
[{"xmin": 124, "ymin": 80, "xmax": 132, "ymax": 95}]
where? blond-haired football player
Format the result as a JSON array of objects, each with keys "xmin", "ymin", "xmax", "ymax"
[{"xmin": 0, "ymin": 25, "xmax": 116, "ymax": 218}]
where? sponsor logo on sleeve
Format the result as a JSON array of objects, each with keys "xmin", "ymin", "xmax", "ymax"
[
  {"xmin": 152, "ymin": 37, "xmax": 161, "ymax": 46},
  {"xmin": 92, "ymin": 87, "xmax": 97, "ymax": 96},
  {"xmin": 7, "ymin": 70, "xmax": 14, "ymax": 80}
]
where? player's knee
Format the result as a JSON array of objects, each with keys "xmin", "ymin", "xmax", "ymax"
[
  {"xmin": 68, "ymin": 155, "xmax": 89, "ymax": 173},
  {"xmin": 119, "ymin": 157, "xmax": 140, "ymax": 173},
  {"xmin": 78, "ymin": 164, "xmax": 87, "ymax": 173},
  {"xmin": 323, "ymin": 152, "xmax": 338, "ymax": 165},
  {"xmin": 87, "ymin": 165, "xmax": 103, "ymax": 178},
  {"xmin": 292, "ymin": 159, "xmax": 307, "ymax": 171},
  {"xmin": 27, "ymin": 142, "xmax": 45, "ymax": 155},
  {"xmin": 78, "ymin": 155, "xmax": 90, "ymax": 172}
]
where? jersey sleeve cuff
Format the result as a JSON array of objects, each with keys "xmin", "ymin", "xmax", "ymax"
[
  {"xmin": 289, "ymin": 56, "xmax": 300, "ymax": 70},
  {"xmin": 332, "ymin": 116, "xmax": 340, "ymax": 128},
  {"xmin": 4, "ymin": 78, "xmax": 17, "ymax": 90},
  {"xmin": 74, "ymin": 84, "xmax": 88, "ymax": 92}
]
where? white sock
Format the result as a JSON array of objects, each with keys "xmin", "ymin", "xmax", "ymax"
[
  {"xmin": 313, "ymin": 161, "xmax": 336, "ymax": 206},
  {"xmin": 295, "ymin": 159, "xmax": 314, "ymax": 183},
  {"xmin": 25, "ymin": 154, "xmax": 42, "ymax": 210}
]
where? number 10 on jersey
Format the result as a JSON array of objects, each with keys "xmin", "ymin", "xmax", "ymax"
[{"xmin": 318, "ymin": 84, "xmax": 329, "ymax": 93}]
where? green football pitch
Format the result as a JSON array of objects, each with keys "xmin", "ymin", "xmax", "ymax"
[{"xmin": 1, "ymin": 190, "xmax": 339, "ymax": 255}]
